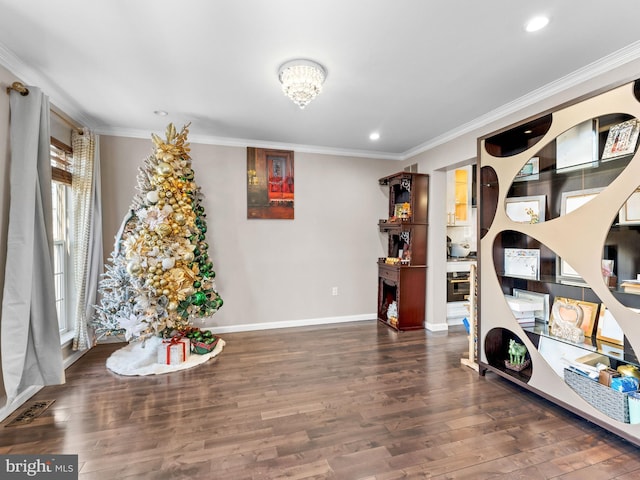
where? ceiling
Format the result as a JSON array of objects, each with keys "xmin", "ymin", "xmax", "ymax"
[{"xmin": 2, "ymin": 1, "xmax": 640, "ymax": 160}]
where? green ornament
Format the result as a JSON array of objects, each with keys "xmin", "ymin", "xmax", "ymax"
[
  {"xmin": 193, "ymin": 280, "xmax": 201, "ymax": 288},
  {"xmin": 192, "ymin": 291, "xmax": 207, "ymax": 305},
  {"xmin": 216, "ymin": 297, "xmax": 224, "ymax": 308}
]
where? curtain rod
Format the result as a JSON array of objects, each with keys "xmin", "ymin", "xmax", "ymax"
[
  {"xmin": 51, "ymin": 109, "xmax": 83, "ymax": 134},
  {"xmin": 6, "ymin": 81, "xmax": 83, "ymax": 133},
  {"xmin": 5, "ymin": 81, "xmax": 29, "ymax": 96}
]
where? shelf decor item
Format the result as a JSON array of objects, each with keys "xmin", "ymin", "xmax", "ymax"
[
  {"xmin": 513, "ymin": 289, "xmax": 550, "ymax": 323},
  {"xmin": 602, "ymin": 119, "xmax": 640, "ymax": 160},
  {"xmin": 619, "ymin": 188, "xmax": 640, "ymax": 225},
  {"xmin": 564, "ymin": 368, "xmax": 631, "ymax": 423},
  {"xmin": 597, "ymin": 306, "xmax": 625, "ymax": 346},
  {"xmin": 504, "ymin": 248, "xmax": 540, "ymax": 279},
  {"xmin": 550, "ymin": 297, "xmax": 585, "ymax": 344},
  {"xmin": 514, "ymin": 157, "xmax": 539, "ymax": 182},
  {"xmin": 505, "ymin": 339, "xmax": 530, "ymax": 371},
  {"xmin": 556, "ymin": 119, "xmax": 598, "ymax": 171},
  {"xmin": 505, "ymin": 195, "xmax": 546, "ymax": 223}
]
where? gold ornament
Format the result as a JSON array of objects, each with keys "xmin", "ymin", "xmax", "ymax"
[
  {"xmin": 155, "ymin": 223, "xmax": 172, "ymax": 237},
  {"xmin": 167, "ymin": 301, "xmax": 178, "ymax": 312},
  {"xmin": 157, "ymin": 162, "xmax": 172, "ymax": 177},
  {"xmin": 174, "ymin": 212, "xmax": 186, "ymax": 225},
  {"xmin": 183, "ymin": 251, "xmax": 194, "ymax": 262}
]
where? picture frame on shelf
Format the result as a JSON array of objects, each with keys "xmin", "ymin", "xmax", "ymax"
[
  {"xmin": 619, "ymin": 187, "xmax": 640, "ymax": 225},
  {"xmin": 549, "ymin": 297, "xmax": 599, "ymax": 338},
  {"xmin": 504, "ymin": 248, "xmax": 540, "ymax": 279},
  {"xmin": 602, "ymin": 119, "xmax": 640, "ymax": 160},
  {"xmin": 514, "ymin": 157, "xmax": 540, "ymax": 182},
  {"xmin": 560, "ymin": 187, "xmax": 603, "ymax": 216},
  {"xmin": 557, "ymin": 187, "xmax": 604, "ymax": 280},
  {"xmin": 513, "ymin": 288, "xmax": 550, "ymax": 324},
  {"xmin": 596, "ymin": 306, "xmax": 624, "ymax": 346},
  {"xmin": 505, "ymin": 195, "xmax": 546, "ymax": 224},
  {"xmin": 555, "ymin": 119, "xmax": 598, "ymax": 172}
]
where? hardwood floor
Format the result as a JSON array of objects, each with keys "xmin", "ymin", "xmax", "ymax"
[{"xmin": 2, "ymin": 320, "xmax": 640, "ymax": 479}]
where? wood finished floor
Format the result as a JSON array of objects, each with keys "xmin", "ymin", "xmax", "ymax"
[{"xmin": 2, "ymin": 320, "xmax": 640, "ymax": 479}]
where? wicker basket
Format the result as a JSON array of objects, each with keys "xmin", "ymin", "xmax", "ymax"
[{"xmin": 564, "ymin": 368, "xmax": 630, "ymax": 423}]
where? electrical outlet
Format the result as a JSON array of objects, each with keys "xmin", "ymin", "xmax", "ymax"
[{"xmin": 331, "ymin": 287, "xmax": 339, "ymax": 296}]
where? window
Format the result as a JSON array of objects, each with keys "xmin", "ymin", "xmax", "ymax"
[{"xmin": 50, "ymin": 138, "xmax": 74, "ymax": 337}]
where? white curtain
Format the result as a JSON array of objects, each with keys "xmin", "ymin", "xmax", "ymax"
[
  {"xmin": 1, "ymin": 87, "xmax": 64, "ymax": 402},
  {"xmin": 71, "ymin": 130, "xmax": 103, "ymax": 350}
]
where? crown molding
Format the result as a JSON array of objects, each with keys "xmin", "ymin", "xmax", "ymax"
[
  {"xmin": 401, "ymin": 40, "xmax": 640, "ymax": 160},
  {"xmin": 4, "ymin": 38, "xmax": 640, "ymax": 161},
  {"xmin": 0, "ymin": 41, "xmax": 96, "ymax": 129},
  {"xmin": 95, "ymin": 125, "xmax": 404, "ymax": 160}
]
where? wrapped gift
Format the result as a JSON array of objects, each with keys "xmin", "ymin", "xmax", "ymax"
[{"xmin": 157, "ymin": 336, "xmax": 190, "ymax": 365}]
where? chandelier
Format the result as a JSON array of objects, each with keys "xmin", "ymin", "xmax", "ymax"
[{"xmin": 278, "ymin": 59, "xmax": 326, "ymax": 109}]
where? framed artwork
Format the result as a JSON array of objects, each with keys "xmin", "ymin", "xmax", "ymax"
[
  {"xmin": 549, "ymin": 297, "xmax": 599, "ymax": 338},
  {"xmin": 247, "ymin": 147, "xmax": 294, "ymax": 219},
  {"xmin": 514, "ymin": 157, "xmax": 539, "ymax": 182},
  {"xmin": 602, "ymin": 119, "xmax": 640, "ymax": 160},
  {"xmin": 504, "ymin": 248, "xmax": 540, "ymax": 279},
  {"xmin": 558, "ymin": 187, "xmax": 603, "ymax": 279},
  {"xmin": 556, "ymin": 119, "xmax": 598, "ymax": 171},
  {"xmin": 596, "ymin": 306, "xmax": 624, "ymax": 346},
  {"xmin": 619, "ymin": 188, "xmax": 640, "ymax": 225},
  {"xmin": 505, "ymin": 195, "xmax": 546, "ymax": 223},
  {"xmin": 560, "ymin": 187, "xmax": 603, "ymax": 216},
  {"xmin": 513, "ymin": 289, "xmax": 550, "ymax": 324}
]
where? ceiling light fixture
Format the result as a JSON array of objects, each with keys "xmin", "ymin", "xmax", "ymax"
[
  {"xmin": 369, "ymin": 132, "xmax": 380, "ymax": 141},
  {"xmin": 525, "ymin": 15, "xmax": 549, "ymax": 32},
  {"xmin": 154, "ymin": 110, "xmax": 168, "ymax": 116},
  {"xmin": 278, "ymin": 59, "xmax": 326, "ymax": 109}
]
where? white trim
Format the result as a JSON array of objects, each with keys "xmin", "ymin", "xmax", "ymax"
[
  {"xmin": 0, "ymin": 385, "xmax": 42, "ymax": 423},
  {"xmin": 63, "ymin": 348, "xmax": 87, "ymax": 370},
  {"xmin": 208, "ymin": 314, "xmax": 375, "ymax": 334},
  {"xmin": 94, "ymin": 126, "xmax": 404, "ymax": 161},
  {"xmin": 402, "ymin": 41, "xmax": 640, "ymax": 160},
  {"xmin": 426, "ymin": 321, "xmax": 449, "ymax": 332}
]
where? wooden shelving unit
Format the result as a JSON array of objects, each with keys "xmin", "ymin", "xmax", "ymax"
[{"xmin": 377, "ymin": 172, "xmax": 429, "ymax": 331}]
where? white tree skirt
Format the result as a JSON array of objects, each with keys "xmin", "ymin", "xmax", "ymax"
[{"xmin": 106, "ymin": 335, "xmax": 225, "ymax": 376}]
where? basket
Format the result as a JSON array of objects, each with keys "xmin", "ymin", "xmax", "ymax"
[
  {"xmin": 564, "ymin": 368, "xmax": 630, "ymax": 423},
  {"xmin": 191, "ymin": 337, "xmax": 219, "ymax": 355}
]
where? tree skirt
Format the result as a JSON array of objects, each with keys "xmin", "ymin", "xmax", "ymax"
[{"xmin": 106, "ymin": 335, "xmax": 225, "ymax": 376}]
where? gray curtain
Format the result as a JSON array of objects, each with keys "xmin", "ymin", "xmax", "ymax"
[{"xmin": 1, "ymin": 86, "xmax": 64, "ymax": 402}]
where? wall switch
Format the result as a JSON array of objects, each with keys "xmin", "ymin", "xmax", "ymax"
[{"xmin": 331, "ymin": 287, "xmax": 339, "ymax": 296}]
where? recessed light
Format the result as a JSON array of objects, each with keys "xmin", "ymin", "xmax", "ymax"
[
  {"xmin": 369, "ymin": 132, "xmax": 380, "ymax": 141},
  {"xmin": 525, "ymin": 16, "xmax": 549, "ymax": 32},
  {"xmin": 524, "ymin": 129, "xmax": 532, "ymax": 134},
  {"xmin": 154, "ymin": 110, "xmax": 168, "ymax": 116}
]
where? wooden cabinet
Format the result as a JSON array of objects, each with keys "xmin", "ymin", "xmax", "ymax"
[
  {"xmin": 377, "ymin": 172, "xmax": 429, "ymax": 330},
  {"xmin": 478, "ymin": 79, "xmax": 640, "ymax": 445},
  {"xmin": 446, "ymin": 165, "xmax": 473, "ymax": 226}
]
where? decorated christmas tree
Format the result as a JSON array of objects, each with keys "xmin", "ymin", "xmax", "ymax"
[{"xmin": 93, "ymin": 123, "xmax": 222, "ymax": 342}]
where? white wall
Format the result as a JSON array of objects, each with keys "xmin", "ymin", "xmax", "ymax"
[{"xmin": 100, "ymin": 135, "xmax": 399, "ymax": 331}]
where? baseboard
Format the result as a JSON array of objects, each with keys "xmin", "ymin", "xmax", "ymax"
[
  {"xmin": 426, "ymin": 321, "xmax": 449, "ymax": 332},
  {"xmin": 209, "ymin": 313, "xmax": 376, "ymax": 334},
  {"xmin": 0, "ymin": 385, "xmax": 42, "ymax": 423}
]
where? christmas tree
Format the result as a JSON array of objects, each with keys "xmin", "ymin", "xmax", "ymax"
[{"xmin": 93, "ymin": 123, "xmax": 222, "ymax": 342}]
